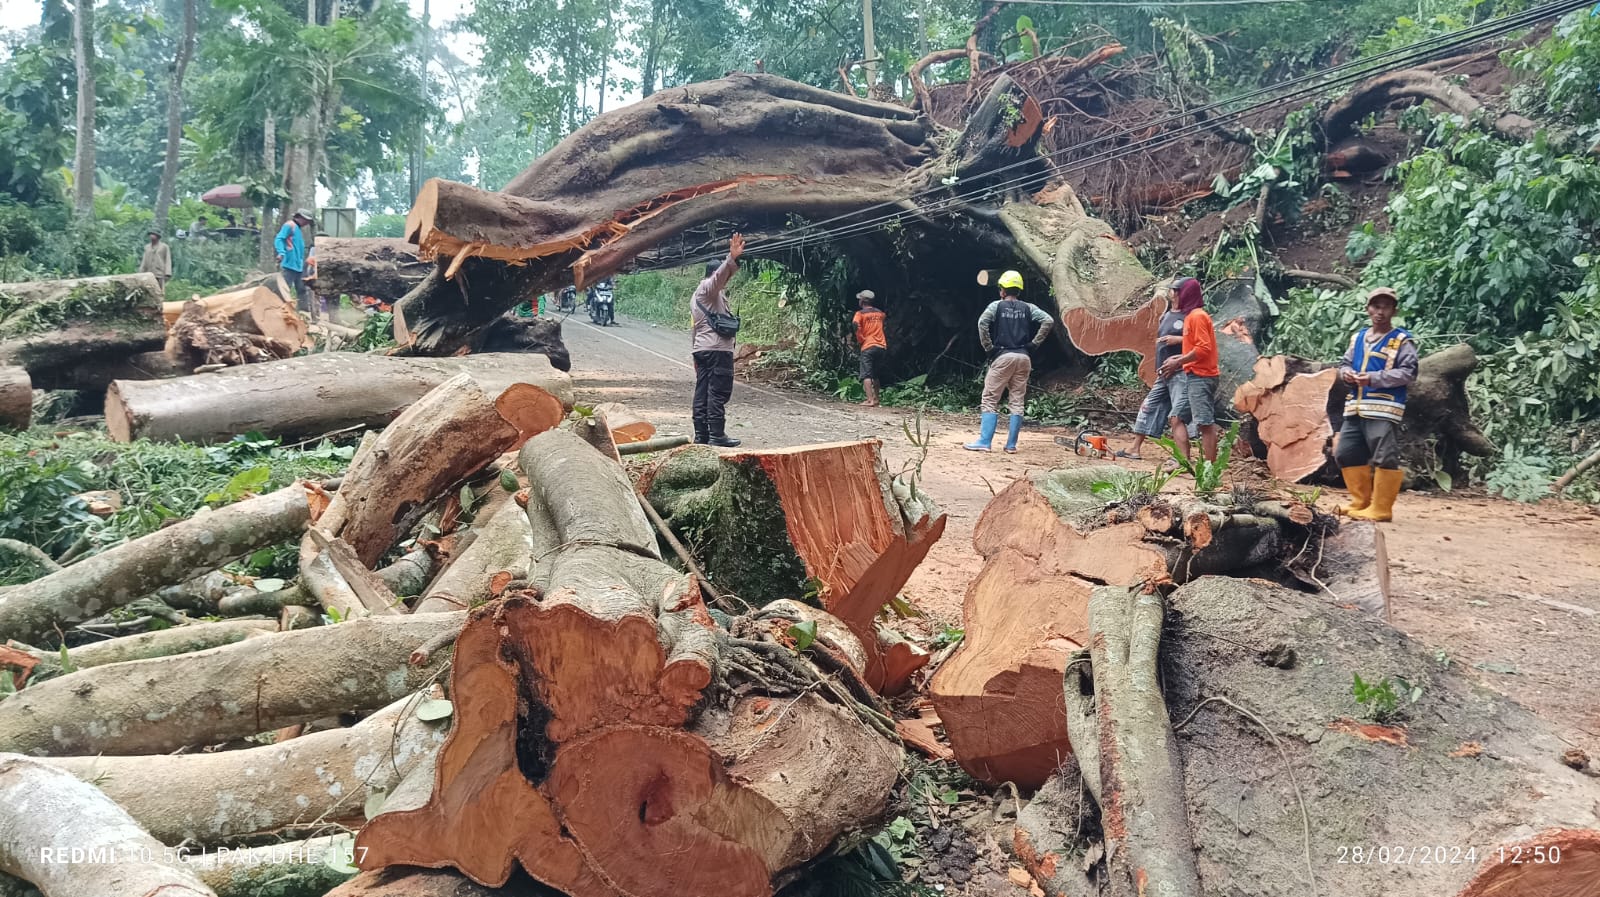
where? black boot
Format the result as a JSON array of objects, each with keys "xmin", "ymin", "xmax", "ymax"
[{"xmin": 708, "ymin": 433, "xmax": 741, "ymax": 447}]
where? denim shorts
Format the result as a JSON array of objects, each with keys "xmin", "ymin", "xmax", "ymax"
[
  {"xmin": 1133, "ymin": 377, "xmax": 1173, "ymax": 437},
  {"xmin": 1170, "ymin": 372, "xmax": 1219, "ymax": 426}
]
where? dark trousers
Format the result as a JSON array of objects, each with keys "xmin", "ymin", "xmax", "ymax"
[
  {"xmin": 1335, "ymin": 415, "xmax": 1401, "ymax": 469},
  {"xmin": 692, "ymin": 349, "xmax": 735, "ymax": 437}
]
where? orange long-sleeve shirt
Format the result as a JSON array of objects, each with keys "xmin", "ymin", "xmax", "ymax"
[{"xmin": 1181, "ymin": 309, "xmax": 1220, "ymax": 378}]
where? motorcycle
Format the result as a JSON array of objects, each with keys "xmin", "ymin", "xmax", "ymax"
[
  {"xmin": 587, "ymin": 279, "xmax": 615, "ymax": 326},
  {"xmin": 556, "ymin": 285, "xmax": 578, "ymax": 313}
]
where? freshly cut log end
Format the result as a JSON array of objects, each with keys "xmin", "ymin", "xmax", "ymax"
[
  {"xmin": 591, "ymin": 402, "xmax": 655, "ymax": 444},
  {"xmin": 641, "ymin": 440, "xmax": 946, "ymax": 692},
  {"xmin": 359, "ymin": 430, "xmax": 901, "ymax": 897},
  {"xmin": 1455, "ymin": 829, "xmax": 1600, "ymax": 897},
  {"xmin": 163, "ymin": 286, "xmax": 310, "ymax": 369}
]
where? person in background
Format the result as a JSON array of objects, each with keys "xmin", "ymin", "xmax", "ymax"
[
  {"xmin": 274, "ymin": 209, "xmax": 315, "ymax": 318},
  {"xmin": 964, "ymin": 270, "xmax": 1054, "ymax": 454},
  {"xmin": 851, "ymin": 290, "xmax": 888, "ymax": 407},
  {"xmin": 1334, "ymin": 286, "xmax": 1418, "ymax": 522},
  {"xmin": 690, "ymin": 233, "xmax": 746, "ymax": 447},
  {"xmin": 1158, "ymin": 277, "xmax": 1221, "ymax": 463},
  {"xmin": 138, "ymin": 229, "xmax": 172, "ymax": 293},
  {"xmin": 1118, "ymin": 281, "xmax": 1185, "ymax": 460}
]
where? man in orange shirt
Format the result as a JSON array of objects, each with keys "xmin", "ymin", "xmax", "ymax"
[
  {"xmin": 1156, "ymin": 277, "xmax": 1221, "ymax": 463},
  {"xmin": 851, "ymin": 290, "xmax": 888, "ymax": 407}
]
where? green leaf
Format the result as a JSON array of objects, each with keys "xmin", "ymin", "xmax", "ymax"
[
  {"xmin": 58, "ymin": 642, "xmax": 76, "ymax": 675},
  {"xmin": 363, "ymin": 787, "xmax": 388, "ymax": 820},
  {"xmin": 1433, "ymin": 470, "xmax": 1453, "ymax": 491},
  {"xmin": 322, "ymin": 834, "xmax": 360, "ymax": 875},
  {"xmin": 939, "ymin": 788, "xmax": 960, "ymax": 804},
  {"xmin": 253, "ymin": 577, "xmax": 286, "ymax": 593},
  {"xmin": 787, "ymin": 620, "xmax": 818, "ymax": 651},
  {"xmin": 415, "ymin": 698, "xmax": 454, "ymax": 721},
  {"xmin": 499, "ymin": 469, "xmax": 519, "ymax": 492}
]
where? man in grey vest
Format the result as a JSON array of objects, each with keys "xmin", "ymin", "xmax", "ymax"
[{"xmin": 964, "ymin": 270, "xmax": 1054, "ymax": 453}]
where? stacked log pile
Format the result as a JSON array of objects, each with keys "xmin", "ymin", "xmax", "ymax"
[
  {"xmin": 0, "ymin": 379, "xmax": 940, "ymax": 897},
  {"xmin": 0, "ymin": 273, "xmax": 168, "ymax": 390}
]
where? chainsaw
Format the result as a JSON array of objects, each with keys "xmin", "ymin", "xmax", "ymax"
[{"xmin": 1067, "ymin": 429, "xmax": 1113, "ymax": 459}]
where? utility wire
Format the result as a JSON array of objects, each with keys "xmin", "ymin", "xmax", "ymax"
[
  {"xmin": 993, "ymin": 0, "xmax": 1326, "ymax": 5},
  {"xmin": 635, "ymin": 0, "xmax": 1580, "ymax": 271}
]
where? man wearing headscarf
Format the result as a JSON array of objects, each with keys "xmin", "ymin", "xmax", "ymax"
[
  {"xmin": 1157, "ymin": 277, "xmax": 1221, "ymax": 462},
  {"xmin": 1334, "ymin": 286, "xmax": 1418, "ymax": 522}
]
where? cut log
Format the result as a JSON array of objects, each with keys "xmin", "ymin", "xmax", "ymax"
[
  {"xmin": 163, "ymin": 286, "xmax": 310, "ymax": 369},
  {"xmin": 356, "ymin": 430, "xmax": 902, "ymax": 897},
  {"xmin": 617, "ymin": 434, "xmax": 691, "ymax": 455},
  {"xmin": 1062, "ymin": 585, "xmax": 1202, "ymax": 897},
  {"xmin": 3, "ymin": 618, "xmax": 276, "ymax": 682},
  {"xmin": 1298, "ymin": 519, "xmax": 1391, "ymax": 620},
  {"xmin": 41, "ymin": 695, "xmax": 449, "ymax": 844},
  {"xmin": 641, "ymin": 440, "xmax": 947, "ymax": 692},
  {"xmin": 999, "ymin": 184, "xmax": 1161, "ymax": 384},
  {"xmin": 0, "ymin": 754, "xmax": 215, "ymax": 897},
  {"xmin": 0, "ymin": 273, "xmax": 168, "ymax": 390},
  {"xmin": 0, "ymin": 366, "xmax": 27, "ymax": 430},
  {"xmin": 929, "ymin": 466, "xmax": 1331, "ymax": 787},
  {"xmin": 105, "ymin": 351, "xmax": 574, "ymax": 444},
  {"xmin": 297, "ymin": 237, "xmax": 429, "ymax": 304},
  {"xmin": 415, "ymin": 496, "xmax": 531, "ymax": 614},
  {"xmin": 1016, "ymin": 576, "xmax": 1600, "ymax": 897},
  {"xmin": 592, "ymin": 402, "xmax": 655, "ymax": 443},
  {"xmin": 0, "ymin": 483, "xmax": 313, "ymax": 645},
  {"xmin": 181, "ymin": 835, "xmax": 353, "ymax": 897},
  {"xmin": 0, "ymin": 612, "xmax": 461, "ymax": 755},
  {"xmin": 1232, "ymin": 345, "xmax": 1492, "ymax": 483}
]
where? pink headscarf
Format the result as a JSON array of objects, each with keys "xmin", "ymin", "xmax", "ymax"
[{"xmin": 1174, "ymin": 277, "xmax": 1204, "ymax": 314}]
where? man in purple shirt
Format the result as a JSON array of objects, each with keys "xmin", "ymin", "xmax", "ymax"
[{"xmin": 690, "ymin": 233, "xmax": 746, "ymax": 447}]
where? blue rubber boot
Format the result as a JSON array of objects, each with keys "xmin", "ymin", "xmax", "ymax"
[
  {"xmin": 964, "ymin": 413, "xmax": 998, "ymax": 451},
  {"xmin": 1003, "ymin": 414, "xmax": 1023, "ymax": 453}
]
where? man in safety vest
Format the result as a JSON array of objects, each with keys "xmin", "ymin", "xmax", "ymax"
[
  {"xmin": 1335, "ymin": 286, "xmax": 1418, "ymax": 522},
  {"xmin": 964, "ymin": 270, "xmax": 1054, "ymax": 453}
]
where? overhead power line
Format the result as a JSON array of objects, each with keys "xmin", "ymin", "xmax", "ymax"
[
  {"xmin": 636, "ymin": 0, "xmax": 1583, "ymax": 271},
  {"xmin": 993, "ymin": 0, "xmax": 1326, "ymax": 6}
]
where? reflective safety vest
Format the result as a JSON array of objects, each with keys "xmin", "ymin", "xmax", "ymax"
[
  {"xmin": 1345, "ymin": 326, "xmax": 1412, "ymax": 423},
  {"xmin": 991, "ymin": 299, "xmax": 1036, "ymax": 353}
]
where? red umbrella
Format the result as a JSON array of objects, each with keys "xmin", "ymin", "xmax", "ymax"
[{"xmin": 200, "ymin": 184, "xmax": 253, "ymax": 209}]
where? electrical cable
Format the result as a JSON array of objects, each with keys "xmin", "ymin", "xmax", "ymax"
[{"xmin": 632, "ymin": 0, "xmax": 1583, "ymax": 270}]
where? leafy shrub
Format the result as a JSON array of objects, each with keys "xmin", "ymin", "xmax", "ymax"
[{"xmin": 357, "ymin": 212, "xmax": 407, "ymax": 238}]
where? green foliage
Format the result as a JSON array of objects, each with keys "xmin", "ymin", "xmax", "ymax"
[
  {"xmin": 1152, "ymin": 420, "xmax": 1241, "ymax": 496},
  {"xmin": 929, "ymin": 624, "xmax": 964, "ymax": 649},
  {"xmin": 356, "ymin": 212, "xmax": 407, "ymax": 238},
  {"xmin": 0, "ymin": 427, "xmax": 351, "ymax": 585},
  {"xmin": 786, "ymin": 619, "xmax": 818, "ymax": 651},
  {"xmin": 358, "ymin": 312, "xmax": 397, "ymax": 350},
  {"xmin": 1511, "ymin": 7, "xmax": 1600, "ymax": 133},
  {"xmin": 1091, "ymin": 464, "xmax": 1182, "ymax": 503},
  {"xmin": 878, "ymin": 374, "xmax": 983, "ymax": 413},
  {"xmin": 1352, "ymin": 672, "xmax": 1423, "ymax": 722}
]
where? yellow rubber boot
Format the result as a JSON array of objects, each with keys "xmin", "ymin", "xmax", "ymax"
[
  {"xmin": 1336, "ymin": 466, "xmax": 1373, "ymax": 515},
  {"xmin": 1348, "ymin": 468, "xmax": 1403, "ymax": 522}
]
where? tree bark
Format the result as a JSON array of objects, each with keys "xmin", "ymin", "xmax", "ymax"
[
  {"xmin": 40, "ymin": 695, "xmax": 449, "ymax": 844},
  {"xmin": 0, "ymin": 612, "xmax": 461, "ymax": 755},
  {"xmin": 259, "ymin": 113, "xmax": 278, "ymax": 270},
  {"xmin": 355, "ymin": 430, "xmax": 902, "ymax": 897},
  {"xmin": 415, "ymin": 496, "xmax": 531, "ymax": 614},
  {"xmin": 0, "ymin": 273, "xmax": 167, "ymax": 389},
  {"xmin": 105, "ymin": 351, "xmax": 574, "ymax": 444},
  {"xmin": 152, "ymin": 0, "xmax": 197, "ymax": 236},
  {"xmin": 0, "ymin": 366, "xmax": 28, "ymax": 430},
  {"xmin": 164, "ymin": 286, "xmax": 311, "ymax": 369},
  {"xmin": 4, "ymin": 618, "xmax": 276, "ymax": 683},
  {"xmin": 71, "ymin": 0, "xmax": 96, "ymax": 219},
  {"xmin": 250, "ymin": 237, "xmax": 429, "ymax": 305},
  {"xmin": 1062, "ymin": 586, "xmax": 1202, "ymax": 897},
  {"xmin": 0, "ymin": 483, "xmax": 313, "ymax": 645},
  {"xmin": 641, "ymin": 440, "xmax": 947, "ymax": 692},
  {"xmin": 0, "ymin": 755, "xmax": 214, "ymax": 897}
]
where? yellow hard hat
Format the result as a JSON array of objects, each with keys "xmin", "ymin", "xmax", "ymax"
[{"xmin": 998, "ymin": 270, "xmax": 1025, "ymax": 291}]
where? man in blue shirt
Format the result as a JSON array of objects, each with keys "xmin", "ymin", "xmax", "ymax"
[{"xmin": 274, "ymin": 209, "xmax": 315, "ymax": 316}]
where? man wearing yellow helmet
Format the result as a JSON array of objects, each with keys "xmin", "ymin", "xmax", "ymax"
[{"xmin": 964, "ymin": 269, "xmax": 1054, "ymax": 453}]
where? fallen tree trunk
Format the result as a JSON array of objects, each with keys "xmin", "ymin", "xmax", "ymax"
[
  {"xmin": 0, "ymin": 754, "xmax": 215, "ymax": 897},
  {"xmin": 0, "ymin": 483, "xmax": 313, "ymax": 645},
  {"xmin": 1062, "ymin": 585, "xmax": 1202, "ymax": 897},
  {"xmin": 0, "ymin": 366, "xmax": 28, "ymax": 430},
  {"xmin": 641, "ymin": 440, "xmax": 947, "ymax": 692},
  {"xmin": 0, "ymin": 612, "xmax": 461, "ymax": 755},
  {"xmin": 180, "ymin": 835, "xmax": 353, "ymax": 897},
  {"xmin": 3, "ymin": 618, "xmax": 276, "ymax": 682},
  {"xmin": 163, "ymin": 286, "xmax": 310, "ymax": 369},
  {"xmin": 41, "ymin": 695, "xmax": 449, "ymax": 844},
  {"xmin": 1232, "ymin": 344, "xmax": 1493, "ymax": 483},
  {"xmin": 1320, "ymin": 68, "xmax": 1537, "ymax": 147},
  {"xmin": 1013, "ymin": 576, "xmax": 1600, "ymax": 897},
  {"xmin": 415, "ymin": 496, "xmax": 531, "ymax": 614},
  {"xmin": 617, "ymin": 434, "xmax": 691, "ymax": 455},
  {"xmin": 0, "ymin": 273, "xmax": 168, "ymax": 390},
  {"xmin": 356, "ymin": 430, "xmax": 902, "ymax": 897},
  {"xmin": 297, "ymin": 237, "xmax": 429, "ymax": 304},
  {"xmin": 105, "ymin": 351, "xmax": 574, "ymax": 444},
  {"xmin": 929, "ymin": 466, "xmax": 1356, "ymax": 786}
]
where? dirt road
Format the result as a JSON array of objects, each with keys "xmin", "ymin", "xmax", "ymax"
[{"xmin": 560, "ymin": 312, "xmax": 1600, "ymax": 751}]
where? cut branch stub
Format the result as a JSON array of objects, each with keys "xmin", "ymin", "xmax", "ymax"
[{"xmin": 358, "ymin": 430, "xmax": 900, "ymax": 897}]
